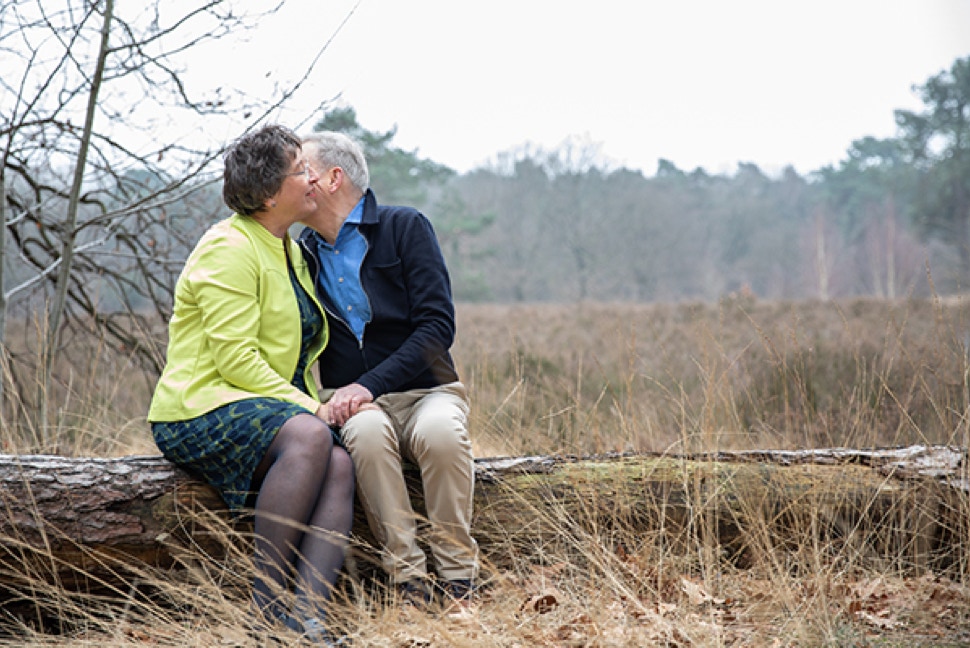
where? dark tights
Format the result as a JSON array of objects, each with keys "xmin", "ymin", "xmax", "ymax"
[{"xmin": 250, "ymin": 413, "xmax": 355, "ymax": 625}]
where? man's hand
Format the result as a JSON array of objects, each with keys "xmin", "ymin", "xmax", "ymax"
[{"xmin": 328, "ymin": 382, "xmax": 375, "ymax": 427}]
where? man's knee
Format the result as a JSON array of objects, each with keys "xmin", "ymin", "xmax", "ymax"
[
  {"xmin": 340, "ymin": 408, "xmax": 395, "ymax": 457},
  {"xmin": 414, "ymin": 419, "xmax": 471, "ymax": 464}
]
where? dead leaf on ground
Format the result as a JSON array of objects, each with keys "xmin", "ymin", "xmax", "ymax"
[
  {"xmin": 393, "ymin": 630, "xmax": 432, "ymax": 647},
  {"xmin": 856, "ymin": 609, "xmax": 903, "ymax": 630},
  {"xmin": 681, "ymin": 577, "xmax": 726, "ymax": 607},
  {"xmin": 520, "ymin": 592, "xmax": 560, "ymax": 614}
]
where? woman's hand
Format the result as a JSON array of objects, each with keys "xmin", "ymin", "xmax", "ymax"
[{"xmin": 315, "ymin": 402, "xmax": 334, "ymax": 427}]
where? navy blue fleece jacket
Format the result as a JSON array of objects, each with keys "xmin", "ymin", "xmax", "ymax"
[{"xmin": 297, "ymin": 189, "xmax": 459, "ymax": 398}]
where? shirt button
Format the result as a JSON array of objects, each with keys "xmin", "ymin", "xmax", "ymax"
[
  {"xmin": 347, "ymin": 306, "xmax": 353, "ymax": 312},
  {"xmin": 338, "ymin": 277, "xmax": 344, "ymax": 283}
]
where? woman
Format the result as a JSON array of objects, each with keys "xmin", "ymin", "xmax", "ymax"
[{"xmin": 148, "ymin": 124, "xmax": 355, "ymax": 643}]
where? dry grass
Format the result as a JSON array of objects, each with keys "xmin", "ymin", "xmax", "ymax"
[
  {"xmin": 2, "ymin": 296, "xmax": 969, "ymax": 645},
  {"xmin": 456, "ymin": 296, "xmax": 970, "ymax": 457}
]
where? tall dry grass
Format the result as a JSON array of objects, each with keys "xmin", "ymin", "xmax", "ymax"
[
  {"xmin": 456, "ymin": 296, "xmax": 970, "ymax": 458},
  {"xmin": 1, "ymin": 296, "xmax": 969, "ymax": 645}
]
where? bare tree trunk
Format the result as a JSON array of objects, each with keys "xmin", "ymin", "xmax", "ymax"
[
  {"xmin": 815, "ymin": 210, "xmax": 829, "ymax": 301},
  {"xmin": 40, "ymin": 0, "xmax": 115, "ymax": 440},
  {"xmin": 0, "ymin": 172, "xmax": 7, "ymax": 424},
  {"xmin": 886, "ymin": 197, "xmax": 897, "ymax": 299}
]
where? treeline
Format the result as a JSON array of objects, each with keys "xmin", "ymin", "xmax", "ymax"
[
  {"xmin": 398, "ymin": 59, "xmax": 968, "ymax": 303},
  {"xmin": 443, "ymin": 156, "xmax": 905, "ymax": 303}
]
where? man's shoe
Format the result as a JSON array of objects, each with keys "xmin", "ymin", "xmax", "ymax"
[
  {"xmin": 396, "ymin": 579, "xmax": 433, "ymax": 609},
  {"xmin": 439, "ymin": 579, "xmax": 477, "ymax": 619}
]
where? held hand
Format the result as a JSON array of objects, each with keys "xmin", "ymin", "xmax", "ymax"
[
  {"xmin": 328, "ymin": 383, "xmax": 374, "ymax": 427},
  {"xmin": 315, "ymin": 402, "xmax": 335, "ymax": 427}
]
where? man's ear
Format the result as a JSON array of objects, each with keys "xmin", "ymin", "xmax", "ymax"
[{"xmin": 327, "ymin": 167, "xmax": 344, "ymax": 194}]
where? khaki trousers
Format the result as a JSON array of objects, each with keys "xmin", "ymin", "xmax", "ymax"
[{"xmin": 334, "ymin": 382, "xmax": 479, "ymax": 584}]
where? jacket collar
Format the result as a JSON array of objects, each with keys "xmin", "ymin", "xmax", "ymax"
[
  {"xmin": 359, "ymin": 188, "xmax": 379, "ymax": 226},
  {"xmin": 232, "ymin": 213, "xmax": 290, "ymax": 254}
]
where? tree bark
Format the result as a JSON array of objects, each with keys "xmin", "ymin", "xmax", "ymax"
[{"xmin": 1, "ymin": 445, "xmax": 966, "ymax": 596}]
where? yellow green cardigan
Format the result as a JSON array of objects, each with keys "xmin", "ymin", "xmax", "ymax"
[{"xmin": 148, "ymin": 215, "xmax": 328, "ymax": 422}]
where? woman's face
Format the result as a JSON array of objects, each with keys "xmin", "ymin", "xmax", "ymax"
[{"xmin": 269, "ymin": 153, "xmax": 320, "ymax": 221}]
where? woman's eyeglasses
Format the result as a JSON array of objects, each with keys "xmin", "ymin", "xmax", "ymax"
[{"xmin": 285, "ymin": 161, "xmax": 310, "ymax": 179}]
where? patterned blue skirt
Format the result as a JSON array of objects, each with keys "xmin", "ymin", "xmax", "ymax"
[{"xmin": 152, "ymin": 398, "xmax": 310, "ymax": 511}]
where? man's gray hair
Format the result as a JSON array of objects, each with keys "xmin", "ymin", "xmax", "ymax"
[{"xmin": 302, "ymin": 131, "xmax": 370, "ymax": 192}]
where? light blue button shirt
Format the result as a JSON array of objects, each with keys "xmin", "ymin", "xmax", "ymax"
[{"xmin": 314, "ymin": 197, "xmax": 370, "ymax": 342}]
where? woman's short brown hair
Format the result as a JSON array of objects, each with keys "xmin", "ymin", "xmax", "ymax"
[{"xmin": 222, "ymin": 124, "xmax": 302, "ymax": 216}]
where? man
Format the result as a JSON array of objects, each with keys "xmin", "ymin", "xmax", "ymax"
[{"xmin": 297, "ymin": 131, "xmax": 479, "ymax": 611}]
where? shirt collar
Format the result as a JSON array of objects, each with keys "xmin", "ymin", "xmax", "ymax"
[{"xmin": 344, "ymin": 196, "xmax": 365, "ymax": 226}]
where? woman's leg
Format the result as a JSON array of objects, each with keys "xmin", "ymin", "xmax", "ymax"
[
  {"xmin": 249, "ymin": 413, "xmax": 334, "ymax": 622},
  {"xmin": 292, "ymin": 445, "xmax": 355, "ymax": 621}
]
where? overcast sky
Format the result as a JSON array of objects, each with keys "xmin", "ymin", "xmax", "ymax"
[{"xmin": 201, "ymin": 0, "xmax": 970, "ymax": 177}]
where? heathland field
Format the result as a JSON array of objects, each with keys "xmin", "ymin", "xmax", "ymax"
[
  {"xmin": 456, "ymin": 297, "xmax": 970, "ymax": 457},
  {"xmin": 2, "ymin": 297, "xmax": 969, "ymax": 646}
]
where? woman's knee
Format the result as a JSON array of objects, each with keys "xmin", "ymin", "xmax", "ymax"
[
  {"xmin": 331, "ymin": 446, "xmax": 355, "ymax": 481},
  {"xmin": 323, "ymin": 446, "xmax": 357, "ymax": 505},
  {"xmin": 277, "ymin": 414, "xmax": 333, "ymax": 460}
]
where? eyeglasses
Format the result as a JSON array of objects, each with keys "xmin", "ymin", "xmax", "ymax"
[{"xmin": 285, "ymin": 160, "xmax": 310, "ymax": 179}]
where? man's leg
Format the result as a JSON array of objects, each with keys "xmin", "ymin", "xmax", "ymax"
[
  {"xmin": 338, "ymin": 407, "xmax": 427, "ymax": 583},
  {"xmin": 394, "ymin": 383, "xmax": 478, "ymax": 583}
]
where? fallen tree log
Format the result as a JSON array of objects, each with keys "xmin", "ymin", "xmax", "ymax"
[{"xmin": 1, "ymin": 445, "xmax": 967, "ymax": 598}]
